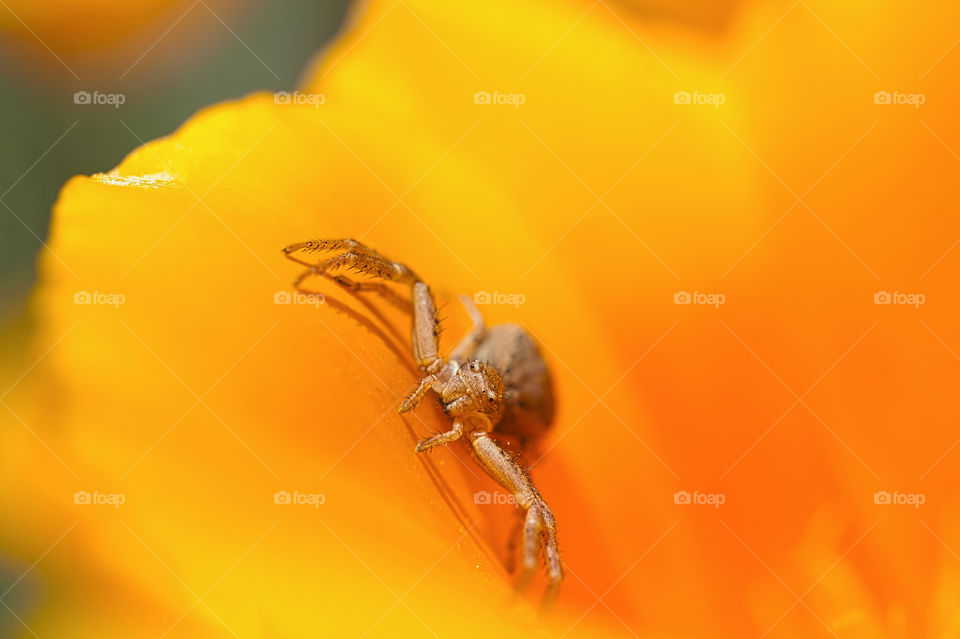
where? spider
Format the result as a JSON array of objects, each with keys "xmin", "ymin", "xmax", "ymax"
[{"xmin": 282, "ymin": 238, "xmax": 563, "ymax": 599}]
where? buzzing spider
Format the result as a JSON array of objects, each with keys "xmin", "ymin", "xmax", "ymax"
[{"xmin": 282, "ymin": 238, "xmax": 562, "ymax": 598}]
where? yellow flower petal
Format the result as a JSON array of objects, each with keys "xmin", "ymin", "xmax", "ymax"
[{"xmin": 6, "ymin": 0, "xmax": 960, "ymax": 637}]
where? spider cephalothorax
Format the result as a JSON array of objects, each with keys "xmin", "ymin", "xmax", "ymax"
[
  {"xmin": 441, "ymin": 360, "xmax": 504, "ymax": 418},
  {"xmin": 282, "ymin": 238, "xmax": 562, "ymax": 603},
  {"xmin": 394, "ymin": 358, "xmax": 505, "ymax": 424}
]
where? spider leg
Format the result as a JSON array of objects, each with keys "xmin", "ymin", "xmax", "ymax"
[
  {"xmin": 282, "ymin": 239, "xmax": 371, "ymax": 271},
  {"xmin": 282, "ymin": 238, "xmax": 441, "ymax": 371},
  {"xmin": 505, "ymin": 507, "xmax": 525, "ymax": 574},
  {"xmin": 290, "ymin": 251, "xmax": 417, "ymax": 288},
  {"xmin": 283, "ymin": 238, "xmax": 420, "ymax": 286},
  {"xmin": 414, "ymin": 420, "xmax": 464, "ymax": 452},
  {"xmin": 410, "ymin": 281, "xmax": 441, "ymax": 371},
  {"xmin": 399, "ymin": 374, "xmax": 441, "ymax": 414},
  {"xmin": 330, "ymin": 275, "xmax": 413, "ymax": 314},
  {"xmin": 448, "ymin": 294, "xmax": 486, "ymax": 362},
  {"xmin": 282, "ymin": 238, "xmax": 373, "ymax": 256},
  {"xmin": 469, "ymin": 432, "xmax": 562, "ymax": 596}
]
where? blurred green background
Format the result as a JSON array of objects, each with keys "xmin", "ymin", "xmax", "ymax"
[{"xmin": 0, "ymin": 0, "xmax": 349, "ymax": 324}]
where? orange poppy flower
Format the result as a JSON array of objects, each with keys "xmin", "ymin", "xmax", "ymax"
[{"xmin": 3, "ymin": 0, "xmax": 960, "ymax": 637}]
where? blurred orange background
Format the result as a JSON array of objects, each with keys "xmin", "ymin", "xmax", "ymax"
[{"xmin": 2, "ymin": 0, "xmax": 960, "ymax": 637}]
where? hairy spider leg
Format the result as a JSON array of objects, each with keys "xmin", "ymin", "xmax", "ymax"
[
  {"xmin": 330, "ymin": 276, "xmax": 412, "ymax": 313},
  {"xmin": 470, "ymin": 432, "xmax": 562, "ymax": 595},
  {"xmin": 448, "ymin": 294, "xmax": 486, "ymax": 362},
  {"xmin": 413, "ymin": 419, "xmax": 464, "ymax": 452},
  {"xmin": 282, "ymin": 238, "xmax": 441, "ymax": 371}
]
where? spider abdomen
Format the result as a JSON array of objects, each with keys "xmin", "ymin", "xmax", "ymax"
[{"xmin": 471, "ymin": 323, "xmax": 555, "ymax": 445}]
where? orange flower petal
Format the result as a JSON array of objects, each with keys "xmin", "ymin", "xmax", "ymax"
[{"xmin": 5, "ymin": 0, "xmax": 960, "ymax": 637}]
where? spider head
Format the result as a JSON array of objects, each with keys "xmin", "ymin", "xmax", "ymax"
[{"xmin": 442, "ymin": 360, "xmax": 504, "ymax": 420}]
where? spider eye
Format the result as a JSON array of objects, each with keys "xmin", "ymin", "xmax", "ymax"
[
  {"xmin": 487, "ymin": 392, "xmax": 496, "ymax": 403},
  {"xmin": 470, "ymin": 361, "xmax": 480, "ymax": 372}
]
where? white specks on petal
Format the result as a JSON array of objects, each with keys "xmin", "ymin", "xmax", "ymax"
[{"xmin": 91, "ymin": 171, "xmax": 180, "ymax": 189}]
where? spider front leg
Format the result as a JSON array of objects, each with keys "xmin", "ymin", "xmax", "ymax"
[
  {"xmin": 283, "ymin": 238, "xmax": 442, "ymax": 371},
  {"xmin": 470, "ymin": 432, "xmax": 562, "ymax": 597},
  {"xmin": 282, "ymin": 239, "xmax": 419, "ymax": 289},
  {"xmin": 398, "ymin": 373, "xmax": 441, "ymax": 414},
  {"xmin": 401, "ymin": 293, "xmax": 488, "ymax": 415},
  {"xmin": 413, "ymin": 420, "xmax": 464, "ymax": 452},
  {"xmin": 329, "ymin": 276, "xmax": 413, "ymax": 314}
]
